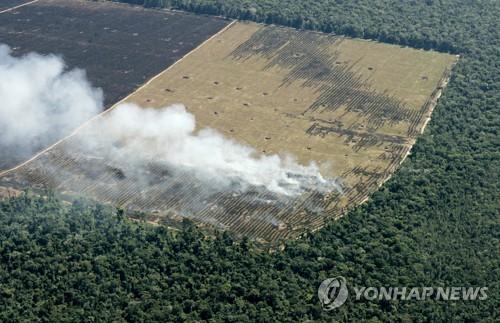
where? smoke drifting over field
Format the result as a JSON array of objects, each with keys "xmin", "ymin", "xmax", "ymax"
[
  {"xmin": 0, "ymin": 44, "xmax": 102, "ymax": 150},
  {"xmin": 85, "ymin": 103, "xmax": 334, "ymax": 196},
  {"xmin": 1, "ymin": 44, "xmax": 337, "ymax": 196}
]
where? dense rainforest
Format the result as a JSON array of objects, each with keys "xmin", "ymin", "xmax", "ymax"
[{"xmin": 1, "ymin": 0, "xmax": 499, "ymax": 321}]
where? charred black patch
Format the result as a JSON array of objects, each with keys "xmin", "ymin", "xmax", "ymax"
[{"xmin": 229, "ymin": 26, "xmax": 413, "ymax": 130}]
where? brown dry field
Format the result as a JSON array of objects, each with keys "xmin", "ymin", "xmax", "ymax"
[
  {"xmin": 127, "ymin": 21, "xmax": 456, "ymax": 197},
  {"xmin": 0, "ymin": 21, "xmax": 457, "ymax": 243}
]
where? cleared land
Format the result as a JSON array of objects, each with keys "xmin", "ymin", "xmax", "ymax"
[
  {"xmin": 0, "ymin": 19, "xmax": 457, "ymax": 243},
  {"xmin": 0, "ymin": 0, "xmax": 229, "ymax": 169}
]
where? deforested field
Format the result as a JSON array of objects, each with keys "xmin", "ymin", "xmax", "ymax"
[
  {"xmin": 0, "ymin": 14, "xmax": 457, "ymax": 243},
  {"xmin": 0, "ymin": 0, "xmax": 229, "ymax": 170}
]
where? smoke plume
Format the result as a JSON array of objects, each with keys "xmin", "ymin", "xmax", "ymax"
[
  {"xmin": 0, "ymin": 44, "xmax": 338, "ymax": 196},
  {"xmin": 84, "ymin": 103, "xmax": 334, "ymax": 196},
  {"xmin": 0, "ymin": 44, "xmax": 102, "ymax": 149}
]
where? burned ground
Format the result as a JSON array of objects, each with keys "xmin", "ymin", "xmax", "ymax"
[
  {"xmin": 0, "ymin": 20, "xmax": 457, "ymax": 243},
  {"xmin": 0, "ymin": 0, "xmax": 229, "ymax": 169}
]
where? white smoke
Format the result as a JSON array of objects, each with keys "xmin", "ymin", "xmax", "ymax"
[
  {"xmin": 0, "ymin": 44, "xmax": 102, "ymax": 148},
  {"xmin": 0, "ymin": 44, "xmax": 337, "ymax": 196},
  {"xmin": 87, "ymin": 103, "xmax": 334, "ymax": 196}
]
